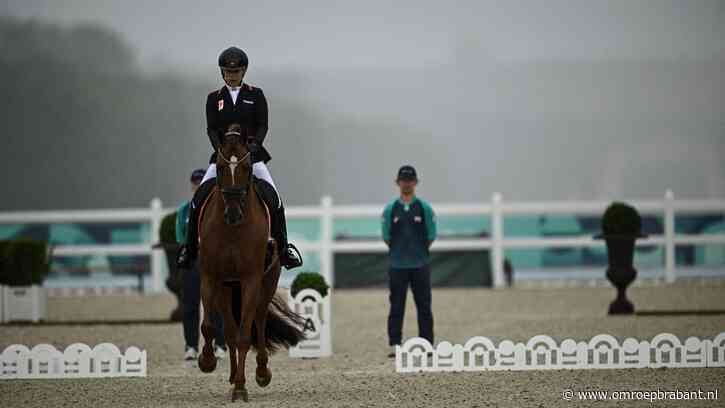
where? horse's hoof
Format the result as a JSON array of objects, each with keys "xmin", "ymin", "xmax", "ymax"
[
  {"xmin": 198, "ymin": 353, "xmax": 217, "ymax": 373},
  {"xmin": 231, "ymin": 386, "xmax": 248, "ymax": 402},
  {"xmin": 256, "ymin": 373, "xmax": 272, "ymax": 388}
]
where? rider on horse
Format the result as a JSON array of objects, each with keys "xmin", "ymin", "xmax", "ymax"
[{"xmin": 176, "ymin": 46, "xmax": 303, "ymax": 270}]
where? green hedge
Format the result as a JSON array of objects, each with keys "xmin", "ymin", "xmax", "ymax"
[
  {"xmin": 602, "ymin": 202, "xmax": 642, "ymax": 237},
  {"xmin": 291, "ymin": 272, "xmax": 329, "ymax": 298},
  {"xmin": 0, "ymin": 240, "xmax": 50, "ymax": 286}
]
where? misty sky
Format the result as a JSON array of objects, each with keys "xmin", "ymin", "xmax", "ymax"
[
  {"xmin": 4, "ymin": 1, "xmax": 724, "ymax": 71},
  {"xmin": 2, "ymin": 0, "xmax": 724, "ymax": 208}
]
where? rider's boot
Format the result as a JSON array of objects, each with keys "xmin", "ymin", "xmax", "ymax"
[
  {"xmin": 272, "ymin": 204, "xmax": 303, "ymax": 270},
  {"xmin": 176, "ymin": 179, "xmax": 215, "ymax": 268}
]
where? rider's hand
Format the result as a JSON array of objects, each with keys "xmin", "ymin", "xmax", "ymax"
[{"xmin": 247, "ymin": 139, "xmax": 261, "ymax": 153}]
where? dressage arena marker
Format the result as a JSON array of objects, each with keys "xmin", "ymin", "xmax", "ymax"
[
  {"xmin": 0, "ymin": 343, "xmax": 147, "ymax": 379},
  {"xmin": 396, "ymin": 332, "xmax": 725, "ymax": 372},
  {"xmin": 288, "ymin": 289, "xmax": 332, "ymax": 358}
]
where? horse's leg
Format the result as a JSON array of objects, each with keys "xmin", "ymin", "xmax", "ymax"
[
  {"xmin": 232, "ymin": 277, "xmax": 262, "ymax": 402},
  {"xmin": 254, "ymin": 300, "xmax": 271, "ymax": 387},
  {"xmin": 255, "ymin": 254, "xmax": 279, "ymax": 388},
  {"xmin": 221, "ymin": 285, "xmax": 239, "ymax": 384},
  {"xmin": 197, "ymin": 278, "xmax": 217, "ymax": 373}
]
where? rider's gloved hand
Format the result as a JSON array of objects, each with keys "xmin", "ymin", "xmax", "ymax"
[{"xmin": 247, "ymin": 138, "xmax": 261, "ymax": 154}]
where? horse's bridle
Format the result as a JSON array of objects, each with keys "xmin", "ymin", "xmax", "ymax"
[{"xmin": 216, "ymin": 130, "xmax": 252, "ymax": 208}]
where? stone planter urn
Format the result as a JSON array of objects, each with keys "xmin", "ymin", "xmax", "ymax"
[
  {"xmin": 595, "ymin": 234, "xmax": 646, "ymax": 314},
  {"xmin": 595, "ymin": 202, "xmax": 645, "ymax": 315}
]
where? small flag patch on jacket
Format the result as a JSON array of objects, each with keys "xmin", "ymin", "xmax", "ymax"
[{"xmin": 218, "ymin": 100, "xmax": 224, "ymax": 111}]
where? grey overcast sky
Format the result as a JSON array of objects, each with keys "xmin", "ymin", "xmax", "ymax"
[
  {"xmin": 3, "ymin": 0, "xmax": 724, "ymax": 70},
  {"xmin": 2, "ymin": 0, "xmax": 724, "ymax": 207}
]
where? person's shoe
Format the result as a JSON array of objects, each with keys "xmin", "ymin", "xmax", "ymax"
[
  {"xmin": 184, "ymin": 346, "xmax": 198, "ymax": 361},
  {"xmin": 214, "ymin": 345, "xmax": 227, "ymax": 360},
  {"xmin": 387, "ymin": 345, "xmax": 399, "ymax": 358},
  {"xmin": 280, "ymin": 243, "xmax": 303, "ymax": 270},
  {"xmin": 176, "ymin": 245, "xmax": 196, "ymax": 269}
]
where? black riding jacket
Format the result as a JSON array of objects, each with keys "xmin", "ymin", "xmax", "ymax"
[{"xmin": 205, "ymin": 83, "xmax": 270, "ymax": 163}]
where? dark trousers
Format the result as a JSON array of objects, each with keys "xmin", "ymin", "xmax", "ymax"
[
  {"xmin": 182, "ymin": 262, "xmax": 225, "ymax": 349},
  {"xmin": 387, "ymin": 265, "xmax": 434, "ymax": 346}
]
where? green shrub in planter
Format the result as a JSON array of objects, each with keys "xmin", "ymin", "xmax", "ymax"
[
  {"xmin": 291, "ymin": 272, "xmax": 329, "ymax": 298},
  {"xmin": 0, "ymin": 239, "xmax": 50, "ymax": 286},
  {"xmin": 601, "ymin": 202, "xmax": 642, "ymax": 237},
  {"xmin": 160, "ymin": 211, "xmax": 177, "ymax": 244}
]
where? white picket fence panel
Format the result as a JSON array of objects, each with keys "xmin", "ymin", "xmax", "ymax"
[
  {"xmin": 0, "ymin": 190, "xmax": 723, "ymax": 291},
  {"xmin": 396, "ymin": 332, "xmax": 725, "ymax": 372},
  {"xmin": 0, "ymin": 343, "xmax": 147, "ymax": 379}
]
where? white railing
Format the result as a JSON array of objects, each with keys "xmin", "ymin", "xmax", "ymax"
[
  {"xmin": 295, "ymin": 190, "xmax": 725, "ymax": 288},
  {"xmin": 0, "ymin": 190, "xmax": 724, "ymax": 292},
  {"xmin": 0, "ymin": 198, "xmax": 168, "ymax": 293}
]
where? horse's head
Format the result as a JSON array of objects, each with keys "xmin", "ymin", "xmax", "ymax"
[{"xmin": 216, "ymin": 123, "xmax": 253, "ymax": 226}]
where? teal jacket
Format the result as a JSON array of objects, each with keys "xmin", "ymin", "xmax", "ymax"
[
  {"xmin": 382, "ymin": 196, "xmax": 437, "ymax": 268},
  {"xmin": 175, "ymin": 201, "xmax": 191, "ymax": 244}
]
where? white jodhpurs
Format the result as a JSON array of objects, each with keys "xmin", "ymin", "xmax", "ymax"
[{"xmin": 201, "ymin": 162, "xmax": 281, "ymax": 206}]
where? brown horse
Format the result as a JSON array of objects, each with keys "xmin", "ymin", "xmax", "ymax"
[{"xmin": 197, "ymin": 123, "xmax": 305, "ymax": 402}]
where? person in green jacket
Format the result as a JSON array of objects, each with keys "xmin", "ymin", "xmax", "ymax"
[
  {"xmin": 177, "ymin": 169, "xmax": 225, "ymax": 362},
  {"xmin": 381, "ymin": 165, "xmax": 437, "ymax": 357}
]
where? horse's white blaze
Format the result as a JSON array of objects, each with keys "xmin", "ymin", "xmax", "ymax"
[{"xmin": 229, "ymin": 155, "xmax": 238, "ymax": 184}]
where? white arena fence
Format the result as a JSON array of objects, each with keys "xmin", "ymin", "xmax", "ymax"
[
  {"xmin": 0, "ymin": 343, "xmax": 147, "ymax": 379},
  {"xmin": 396, "ymin": 332, "xmax": 725, "ymax": 372},
  {"xmin": 0, "ymin": 190, "xmax": 723, "ymax": 292}
]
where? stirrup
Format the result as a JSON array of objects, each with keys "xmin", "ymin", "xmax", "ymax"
[{"xmin": 282, "ymin": 243, "xmax": 303, "ymax": 269}]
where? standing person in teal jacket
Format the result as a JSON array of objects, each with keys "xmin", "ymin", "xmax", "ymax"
[
  {"xmin": 381, "ymin": 165, "xmax": 437, "ymax": 357},
  {"xmin": 177, "ymin": 169, "xmax": 225, "ymax": 362}
]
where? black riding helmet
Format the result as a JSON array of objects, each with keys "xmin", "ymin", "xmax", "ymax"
[{"xmin": 218, "ymin": 46, "xmax": 248, "ymax": 69}]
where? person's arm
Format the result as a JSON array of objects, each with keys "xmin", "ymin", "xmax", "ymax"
[
  {"xmin": 423, "ymin": 200, "xmax": 437, "ymax": 249},
  {"xmin": 253, "ymin": 88, "xmax": 269, "ymax": 146},
  {"xmin": 205, "ymin": 93, "xmax": 221, "ymax": 149},
  {"xmin": 382, "ymin": 203, "xmax": 392, "ymax": 248},
  {"xmin": 175, "ymin": 203, "xmax": 189, "ymax": 244}
]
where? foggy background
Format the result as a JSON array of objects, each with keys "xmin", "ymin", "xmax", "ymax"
[{"xmin": 1, "ymin": 0, "xmax": 723, "ymax": 211}]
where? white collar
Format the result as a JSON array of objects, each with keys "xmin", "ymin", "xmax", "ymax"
[{"xmin": 226, "ymin": 84, "xmax": 242, "ymax": 93}]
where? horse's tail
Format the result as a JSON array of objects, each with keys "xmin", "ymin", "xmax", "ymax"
[{"xmin": 251, "ymin": 294, "xmax": 306, "ymax": 353}]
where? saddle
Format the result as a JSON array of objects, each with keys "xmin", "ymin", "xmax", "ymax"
[{"xmin": 252, "ymin": 177, "xmax": 279, "ymax": 212}]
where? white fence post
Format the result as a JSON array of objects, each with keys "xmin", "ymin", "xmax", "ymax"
[
  {"xmin": 320, "ymin": 196, "xmax": 334, "ymax": 287},
  {"xmin": 491, "ymin": 192, "xmax": 505, "ymax": 288},
  {"xmin": 664, "ymin": 189, "xmax": 676, "ymax": 283},
  {"xmin": 149, "ymin": 198, "xmax": 164, "ymax": 293}
]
